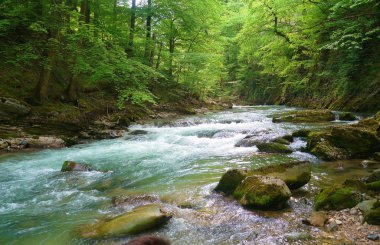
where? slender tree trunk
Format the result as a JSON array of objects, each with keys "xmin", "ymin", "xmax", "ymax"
[
  {"xmin": 79, "ymin": 0, "xmax": 90, "ymax": 24},
  {"xmin": 127, "ymin": 0, "xmax": 136, "ymax": 56},
  {"xmin": 169, "ymin": 19, "xmax": 175, "ymax": 78},
  {"xmin": 94, "ymin": 0, "xmax": 100, "ymax": 37},
  {"xmin": 155, "ymin": 40, "xmax": 163, "ymax": 70},
  {"xmin": 144, "ymin": 0, "xmax": 152, "ymax": 62},
  {"xmin": 150, "ymin": 33, "xmax": 156, "ymax": 67}
]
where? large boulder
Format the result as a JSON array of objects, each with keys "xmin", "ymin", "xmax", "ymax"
[
  {"xmin": 329, "ymin": 126, "xmax": 380, "ymax": 158},
  {"xmin": 80, "ymin": 204, "xmax": 172, "ymax": 238},
  {"xmin": 314, "ymin": 187, "xmax": 362, "ymax": 211},
  {"xmin": 306, "ymin": 124, "xmax": 380, "ymax": 160},
  {"xmin": 251, "ymin": 161, "xmax": 311, "ymax": 190},
  {"xmin": 257, "ymin": 142, "xmax": 292, "ymax": 154},
  {"xmin": 233, "ymin": 175, "xmax": 291, "ymax": 210},
  {"xmin": 272, "ymin": 110, "xmax": 335, "ymax": 123},
  {"xmin": 214, "ymin": 169, "xmax": 248, "ymax": 195},
  {"xmin": 0, "ymin": 97, "xmax": 31, "ymax": 120},
  {"xmin": 61, "ymin": 161, "xmax": 92, "ymax": 172}
]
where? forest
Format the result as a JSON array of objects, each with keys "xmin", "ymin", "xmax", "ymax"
[
  {"xmin": 1, "ymin": 0, "xmax": 379, "ymax": 116},
  {"xmin": 0, "ymin": 0, "xmax": 380, "ymax": 244}
]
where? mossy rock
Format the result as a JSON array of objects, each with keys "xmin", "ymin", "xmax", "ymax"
[
  {"xmin": 366, "ymin": 181, "xmax": 380, "ymax": 192},
  {"xmin": 282, "ymin": 134, "xmax": 294, "ymax": 142},
  {"xmin": 339, "ymin": 112, "xmax": 356, "ymax": 121},
  {"xmin": 329, "ymin": 126, "xmax": 380, "ymax": 158},
  {"xmin": 343, "ymin": 179, "xmax": 367, "ymax": 192},
  {"xmin": 273, "ymin": 138, "xmax": 291, "ymax": 145},
  {"xmin": 364, "ymin": 207, "xmax": 380, "ymax": 225},
  {"xmin": 215, "ymin": 169, "xmax": 248, "ymax": 195},
  {"xmin": 292, "ymin": 129, "xmax": 311, "ymax": 138},
  {"xmin": 235, "ymin": 136, "xmax": 263, "ymax": 147},
  {"xmin": 80, "ymin": 204, "xmax": 172, "ymax": 239},
  {"xmin": 310, "ymin": 140, "xmax": 348, "ymax": 161},
  {"xmin": 373, "ymin": 152, "xmax": 380, "ymax": 161},
  {"xmin": 272, "ymin": 110, "xmax": 335, "ymax": 123},
  {"xmin": 250, "ymin": 161, "xmax": 311, "ymax": 190},
  {"xmin": 257, "ymin": 143, "xmax": 292, "ymax": 154},
  {"xmin": 233, "ymin": 175, "xmax": 291, "ymax": 210},
  {"xmin": 61, "ymin": 161, "xmax": 92, "ymax": 172},
  {"xmin": 314, "ymin": 187, "xmax": 361, "ymax": 211},
  {"xmin": 367, "ymin": 169, "xmax": 380, "ymax": 183}
]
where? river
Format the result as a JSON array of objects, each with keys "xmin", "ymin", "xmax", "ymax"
[{"xmin": 0, "ymin": 105, "xmax": 370, "ymax": 244}]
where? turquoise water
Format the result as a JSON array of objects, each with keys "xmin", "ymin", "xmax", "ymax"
[{"xmin": 0, "ymin": 106, "xmax": 359, "ymax": 244}]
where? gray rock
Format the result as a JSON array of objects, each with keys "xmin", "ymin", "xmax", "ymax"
[
  {"xmin": 367, "ymin": 234, "xmax": 379, "ymax": 241},
  {"xmin": 0, "ymin": 97, "xmax": 31, "ymax": 120}
]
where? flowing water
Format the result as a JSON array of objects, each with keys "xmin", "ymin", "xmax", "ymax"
[{"xmin": 0, "ymin": 105, "xmax": 374, "ymax": 245}]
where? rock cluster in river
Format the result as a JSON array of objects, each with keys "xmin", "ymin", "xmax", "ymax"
[
  {"xmin": 305, "ymin": 114, "xmax": 380, "ymax": 161},
  {"xmin": 215, "ymin": 161, "xmax": 311, "ymax": 210},
  {"xmin": 272, "ymin": 109, "xmax": 335, "ymax": 123}
]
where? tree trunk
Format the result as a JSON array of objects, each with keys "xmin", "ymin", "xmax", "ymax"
[
  {"xmin": 155, "ymin": 40, "xmax": 163, "ymax": 70},
  {"xmin": 150, "ymin": 33, "xmax": 156, "ymax": 67},
  {"xmin": 94, "ymin": 0, "xmax": 100, "ymax": 37},
  {"xmin": 127, "ymin": 0, "xmax": 136, "ymax": 57},
  {"xmin": 144, "ymin": 0, "xmax": 152, "ymax": 62},
  {"xmin": 169, "ymin": 19, "xmax": 175, "ymax": 78},
  {"xmin": 65, "ymin": 0, "xmax": 90, "ymax": 102},
  {"xmin": 34, "ymin": 1, "xmax": 61, "ymax": 104},
  {"xmin": 35, "ymin": 47, "xmax": 55, "ymax": 103},
  {"xmin": 79, "ymin": 0, "xmax": 90, "ymax": 24}
]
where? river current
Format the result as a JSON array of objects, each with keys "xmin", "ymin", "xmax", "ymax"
[{"xmin": 0, "ymin": 106, "xmax": 361, "ymax": 244}]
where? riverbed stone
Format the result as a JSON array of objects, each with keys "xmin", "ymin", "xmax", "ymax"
[
  {"xmin": 339, "ymin": 112, "xmax": 356, "ymax": 121},
  {"xmin": 257, "ymin": 142, "xmax": 292, "ymax": 154},
  {"xmin": 233, "ymin": 175, "xmax": 291, "ymax": 210},
  {"xmin": 80, "ymin": 204, "xmax": 172, "ymax": 238},
  {"xmin": 314, "ymin": 187, "xmax": 362, "ymax": 211},
  {"xmin": 366, "ymin": 169, "xmax": 380, "ymax": 183},
  {"xmin": 215, "ymin": 169, "xmax": 248, "ymax": 195},
  {"xmin": 273, "ymin": 137, "xmax": 291, "ymax": 145},
  {"xmin": 61, "ymin": 161, "xmax": 92, "ymax": 172},
  {"xmin": 302, "ymin": 211, "xmax": 327, "ymax": 227},
  {"xmin": 292, "ymin": 129, "xmax": 311, "ymax": 138},
  {"xmin": 235, "ymin": 135, "xmax": 263, "ymax": 147},
  {"xmin": 272, "ymin": 110, "xmax": 335, "ymax": 123},
  {"xmin": 250, "ymin": 161, "xmax": 311, "ymax": 190}
]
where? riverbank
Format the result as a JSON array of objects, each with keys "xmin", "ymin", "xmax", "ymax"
[{"xmin": 0, "ymin": 96, "xmax": 232, "ymax": 153}]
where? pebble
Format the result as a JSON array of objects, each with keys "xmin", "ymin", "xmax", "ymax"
[
  {"xmin": 367, "ymin": 234, "xmax": 379, "ymax": 241},
  {"xmin": 336, "ymin": 219, "xmax": 342, "ymax": 225},
  {"xmin": 350, "ymin": 208, "xmax": 358, "ymax": 215}
]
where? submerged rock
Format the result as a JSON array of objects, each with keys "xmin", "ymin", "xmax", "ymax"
[
  {"xmin": 314, "ymin": 187, "xmax": 361, "ymax": 211},
  {"xmin": 80, "ymin": 204, "xmax": 172, "ymax": 239},
  {"xmin": 214, "ymin": 169, "xmax": 248, "ymax": 195},
  {"xmin": 272, "ymin": 110, "xmax": 335, "ymax": 123},
  {"xmin": 251, "ymin": 161, "xmax": 311, "ymax": 190},
  {"xmin": 339, "ymin": 112, "xmax": 357, "ymax": 121},
  {"xmin": 61, "ymin": 161, "xmax": 92, "ymax": 172},
  {"xmin": 235, "ymin": 135, "xmax": 263, "ymax": 147},
  {"xmin": 233, "ymin": 175, "xmax": 291, "ymax": 210},
  {"xmin": 257, "ymin": 142, "xmax": 292, "ymax": 154},
  {"xmin": 129, "ymin": 130, "xmax": 150, "ymax": 136}
]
